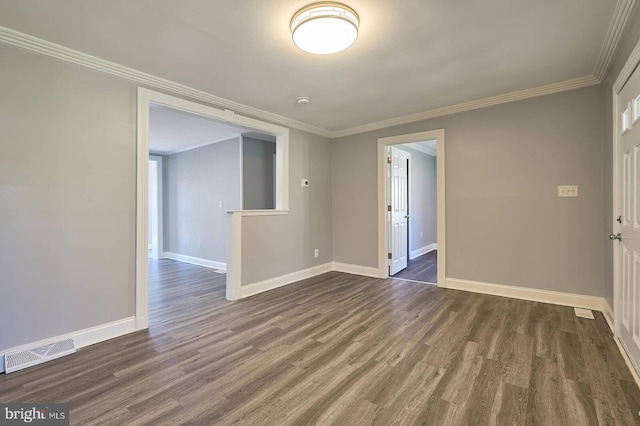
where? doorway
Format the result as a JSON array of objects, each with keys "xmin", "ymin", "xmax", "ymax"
[
  {"xmin": 388, "ymin": 143, "xmax": 438, "ymax": 284},
  {"xmin": 377, "ymin": 129, "xmax": 446, "ymax": 286},
  {"xmin": 136, "ymin": 88, "xmax": 290, "ymax": 328},
  {"xmin": 148, "ymin": 103, "xmax": 251, "ymax": 273}
]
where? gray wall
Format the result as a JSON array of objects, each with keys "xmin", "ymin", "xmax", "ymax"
[
  {"xmin": 241, "ymin": 129, "xmax": 333, "ymax": 285},
  {"xmin": 242, "ymin": 136, "xmax": 276, "ymax": 210},
  {"xmin": 0, "ymin": 43, "xmax": 332, "ymax": 351},
  {"xmin": 397, "ymin": 147, "xmax": 437, "ymax": 253},
  {"xmin": 332, "ymin": 86, "xmax": 606, "ymax": 296},
  {"xmin": 0, "ymin": 44, "xmax": 136, "ymax": 351},
  {"xmin": 164, "ymin": 138, "xmax": 241, "ymax": 263},
  {"xmin": 602, "ymin": 4, "xmax": 640, "ymax": 308}
]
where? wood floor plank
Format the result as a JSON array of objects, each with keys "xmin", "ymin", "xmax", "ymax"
[
  {"xmin": 491, "ymin": 382, "xmax": 529, "ymax": 425},
  {"xmin": 391, "ymin": 250, "xmax": 437, "ymax": 283},
  {"xmin": 526, "ymin": 356, "xmax": 598, "ymax": 426},
  {"xmin": 439, "ymin": 341, "xmax": 484, "ymax": 404},
  {"xmin": 457, "ymin": 357, "xmax": 502, "ymax": 424},
  {"xmin": 1, "ymin": 258, "xmax": 638, "ymax": 425}
]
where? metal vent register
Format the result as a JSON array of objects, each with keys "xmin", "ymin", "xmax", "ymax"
[{"xmin": 5, "ymin": 338, "xmax": 76, "ymax": 373}]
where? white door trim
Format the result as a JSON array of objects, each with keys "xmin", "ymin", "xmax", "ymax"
[
  {"xmin": 377, "ymin": 129, "xmax": 446, "ymax": 285},
  {"xmin": 613, "ymin": 37, "xmax": 640, "ymax": 343},
  {"xmin": 136, "ymin": 88, "xmax": 290, "ymax": 328}
]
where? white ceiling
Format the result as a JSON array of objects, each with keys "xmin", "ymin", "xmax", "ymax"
[
  {"xmin": 0, "ymin": 0, "xmax": 620, "ymax": 132},
  {"xmin": 149, "ymin": 104, "xmax": 251, "ymax": 155},
  {"xmin": 404, "ymin": 140, "xmax": 437, "ymax": 156}
]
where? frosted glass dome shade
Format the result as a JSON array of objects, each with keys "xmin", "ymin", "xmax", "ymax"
[{"xmin": 291, "ymin": 3, "xmax": 359, "ymax": 54}]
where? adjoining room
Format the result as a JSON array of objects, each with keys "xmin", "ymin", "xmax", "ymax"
[
  {"xmin": 1, "ymin": 1, "xmax": 640, "ymax": 424},
  {"xmin": 145, "ymin": 102, "xmax": 278, "ymax": 304},
  {"xmin": 387, "ymin": 140, "xmax": 438, "ymax": 284}
]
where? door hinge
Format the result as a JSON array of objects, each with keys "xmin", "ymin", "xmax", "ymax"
[
  {"xmin": 387, "ymin": 156, "xmax": 392, "ymax": 164},
  {"xmin": 388, "ymin": 252, "xmax": 392, "ymax": 260},
  {"xmin": 387, "ymin": 205, "xmax": 392, "ymax": 212}
]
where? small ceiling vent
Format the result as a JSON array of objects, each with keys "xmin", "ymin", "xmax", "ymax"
[{"xmin": 4, "ymin": 338, "xmax": 76, "ymax": 374}]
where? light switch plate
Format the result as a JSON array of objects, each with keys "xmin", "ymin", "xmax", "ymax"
[{"xmin": 558, "ymin": 185, "xmax": 578, "ymax": 197}]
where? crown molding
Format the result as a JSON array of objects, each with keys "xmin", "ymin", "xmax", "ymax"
[
  {"xmin": 331, "ymin": 75, "xmax": 600, "ymax": 138},
  {"xmin": 613, "ymin": 33, "xmax": 640, "ymax": 92},
  {"xmin": 0, "ymin": 1, "xmax": 630, "ymax": 142},
  {"xmin": 332, "ymin": 0, "xmax": 632, "ymax": 138},
  {"xmin": 412, "ymin": 145, "xmax": 436, "ymax": 157},
  {"xmin": 593, "ymin": 0, "xmax": 637, "ymax": 81},
  {"xmin": 404, "ymin": 142, "xmax": 436, "ymax": 156},
  {"xmin": 161, "ymin": 135, "xmax": 240, "ymax": 156},
  {"xmin": 0, "ymin": 25, "xmax": 333, "ymax": 139}
]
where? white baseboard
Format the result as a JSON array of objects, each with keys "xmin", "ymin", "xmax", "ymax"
[
  {"xmin": 410, "ymin": 243, "xmax": 437, "ymax": 260},
  {"xmin": 1, "ymin": 316, "xmax": 137, "ymax": 373},
  {"xmin": 164, "ymin": 252, "xmax": 226, "ymax": 271},
  {"xmin": 331, "ymin": 262, "xmax": 381, "ymax": 278},
  {"xmin": 603, "ymin": 298, "xmax": 614, "ymax": 333},
  {"xmin": 240, "ymin": 263, "xmax": 333, "ymax": 298},
  {"xmin": 73, "ymin": 317, "xmax": 138, "ymax": 348},
  {"xmin": 445, "ymin": 277, "xmax": 605, "ymax": 311}
]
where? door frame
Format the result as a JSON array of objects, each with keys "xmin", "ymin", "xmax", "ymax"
[
  {"xmin": 613, "ymin": 38, "xmax": 640, "ymax": 342},
  {"xmin": 377, "ymin": 129, "xmax": 446, "ymax": 285},
  {"xmin": 136, "ymin": 87, "xmax": 289, "ymax": 328}
]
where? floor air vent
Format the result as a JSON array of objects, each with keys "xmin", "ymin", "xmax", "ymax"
[
  {"xmin": 4, "ymin": 338, "xmax": 76, "ymax": 374},
  {"xmin": 574, "ymin": 308, "xmax": 595, "ymax": 319}
]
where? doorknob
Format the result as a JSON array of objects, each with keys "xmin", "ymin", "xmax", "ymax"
[{"xmin": 609, "ymin": 233, "xmax": 622, "ymax": 241}]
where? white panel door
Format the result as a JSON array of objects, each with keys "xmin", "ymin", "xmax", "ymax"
[
  {"xmin": 617, "ymin": 63, "xmax": 640, "ymax": 370},
  {"xmin": 390, "ymin": 147, "xmax": 409, "ymax": 275}
]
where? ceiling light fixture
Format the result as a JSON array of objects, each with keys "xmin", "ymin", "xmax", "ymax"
[{"xmin": 291, "ymin": 3, "xmax": 359, "ymax": 55}]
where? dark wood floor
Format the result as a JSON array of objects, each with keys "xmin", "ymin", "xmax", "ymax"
[
  {"xmin": 1, "ymin": 259, "xmax": 639, "ymax": 425},
  {"xmin": 392, "ymin": 250, "xmax": 437, "ymax": 283}
]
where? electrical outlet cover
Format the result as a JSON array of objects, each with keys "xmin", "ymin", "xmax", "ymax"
[{"xmin": 558, "ymin": 185, "xmax": 579, "ymax": 197}]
